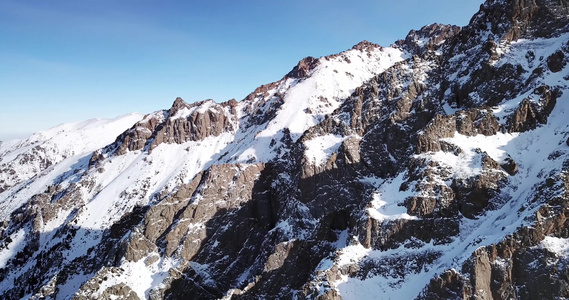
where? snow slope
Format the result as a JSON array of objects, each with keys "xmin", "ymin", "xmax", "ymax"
[
  {"xmin": 0, "ymin": 113, "xmax": 144, "ymax": 220},
  {"xmin": 228, "ymin": 45, "xmax": 408, "ymax": 164}
]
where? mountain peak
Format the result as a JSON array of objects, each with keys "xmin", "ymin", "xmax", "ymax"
[
  {"xmin": 172, "ymin": 96, "xmax": 185, "ymax": 106},
  {"xmin": 466, "ymin": 0, "xmax": 569, "ymax": 41},
  {"xmin": 394, "ymin": 23, "xmax": 461, "ymax": 54},
  {"xmin": 351, "ymin": 40, "xmax": 382, "ymax": 52},
  {"xmin": 285, "ymin": 56, "xmax": 320, "ymax": 79},
  {"xmin": 169, "ymin": 97, "xmax": 190, "ymax": 116}
]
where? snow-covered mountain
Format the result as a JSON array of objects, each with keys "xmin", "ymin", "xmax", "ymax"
[
  {"xmin": 1, "ymin": 0, "xmax": 569, "ymax": 299},
  {"xmin": 0, "ymin": 114, "xmax": 144, "ymax": 219}
]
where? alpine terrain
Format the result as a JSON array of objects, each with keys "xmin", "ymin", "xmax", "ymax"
[{"xmin": 2, "ymin": 0, "xmax": 569, "ymax": 299}]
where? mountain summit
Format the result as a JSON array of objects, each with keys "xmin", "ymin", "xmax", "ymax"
[{"xmin": 1, "ymin": 0, "xmax": 569, "ymax": 299}]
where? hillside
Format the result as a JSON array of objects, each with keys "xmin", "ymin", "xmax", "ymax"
[{"xmin": 1, "ymin": 0, "xmax": 569, "ymax": 299}]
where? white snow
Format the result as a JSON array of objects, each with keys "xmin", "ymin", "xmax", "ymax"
[
  {"xmin": 418, "ymin": 131, "xmax": 518, "ymax": 180},
  {"xmin": 367, "ymin": 192, "xmax": 418, "ymax": 222},
  {"xmin": 334, "ymin": 240, "xmax": 442, "ymax": 300},
  {"xmin": 230, "ymin": 45, "xmax": 409, "ymax": 163},
  {"xmin": 304, "ymin": 134, "xmax": 353, "ymax": 165},
  {"xmin": 540, "ymin": 236, "xmax": 569, "ymax": 257},
  {"xmin": 495, "ymin": 32, "xmax": 569, "ymax": 75},
  {"xmin": 336, "ymin": 241, "xmax": 370, "ymax": 268},
  {"xmin": 79, "ymin": 132, "xmax": 235, "ymax": 230},
  {"xmin": 415, "ymin": 37, "xmax": 430, "ymax": 47},
  {"xmin": 442, "ymin": 103, "xmax": 459, "ymax": 115},
  {"xmin": 334, "ymin": 103, "xmax": 569, "ymax": 298},
  {"xmin": 0, "ymin": 153, "xmax": 86, "ymax": 221},
  {"xmin": 1, "ymin": 22, "xmax": 568, "ymax": 299},
  {"xmin": 444, "ymin": 132, "xmax": 517, "ymax": 163},
  {"xmin": 170, "ymin": 106, "xmax": 197, "ymax": 120},
  {"xmin": 55, "ymin": 273, "xmax": 93, "ymax": 299},
  {"xmin": 170, "ymin": 100, "xmax": 221, "ymax": 120},
  {"xmin": 0, "ymin": 113, "xmax": 143, "ymax": 165},
  {"xmin": 0, "ymin": 228, "xmax": 26, "ymax": 268},
  {"xmin": 0, "ymin": 113, "xmax": 144, "ymax": 220},
  {"xmin": 93, "ymin": 256, "xmax": 180, "ymax": 299},
  {"xmin": 362, "ymin": 173, "xmax": 418, "ymax": 222},
  {"xmin": 139, "ymin": 110, "xmax": 167, "ymax": 124}
]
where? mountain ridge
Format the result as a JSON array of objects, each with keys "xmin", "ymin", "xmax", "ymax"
[{"xmin": 1, "ymin": 0, "xmax": 569, "ymax": 299}]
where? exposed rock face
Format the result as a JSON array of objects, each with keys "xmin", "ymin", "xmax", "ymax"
[
  {"xmin": 395, "ymin": 23, "xmax": 462, "ymax": 55},
  {"xmin": 500, "ymin": 156, "xmax": 519, "ymax": 175},
  {"xmin": 548, "ymin": 50, "xmax": 567, "ymax": 72},
  {"xmin": 243, "ymin": 81, "xmax": 281, "ymax": 102},
  {"xmin": 456, "ymin": 108, "xmax": 500, "ymax": 136},
  {"xmin": 99, "ymin": 97, "xmax": 236, "ymax": 157},
  {"xmin": 1, "ymin": 0, "xmax": 569, "ymax": 299},
  {"xmin": 149, "ymin": 100, "xmax": 234, "ymax": 150},
  {"xmin": 508, "ymin": 85, "xmax": 560, "ymax": 132},
  {"xmin": 466, "ymin": 0, "xmax": 569, "ymax": 41},
  {"xmin": 417, "ymin": 115, "xmax": 457, "ymax": 153},
  {"xmin": 286, "ymin": 56, "xmax": 320, "ymax": 79},
  {"xmin": 351, "ymin": 40, "xmax": 382, "ymax": 52}
]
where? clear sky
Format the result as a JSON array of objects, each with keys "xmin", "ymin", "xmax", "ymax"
[{"xmin": 0, "ymin": 0, "xmax": 483, "ymax": 141}]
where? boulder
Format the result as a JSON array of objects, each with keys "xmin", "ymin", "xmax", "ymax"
[
  {"xmin": 547, "ymin": 50, "xmax": 566, "ymax": 73},
  {"xmin": 501, "ymin": 156, "xmax": 519, "ymax": 176}
]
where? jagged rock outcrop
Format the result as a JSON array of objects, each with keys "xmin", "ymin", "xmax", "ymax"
[
  {"xmin": 548, "ymin": 50, "xmax": 567, "ymax": 72},
  {"xmin": 102, "ymin": 98, "xmax": 236, "ymax": 157},
  {"xmin": 351, "ymin": 40, "xmax": 382, "ymax": 53},
  {"xmin": 456, "ymin": 108, "xmax": 500, "ymax": 136},
  {"xmin": 286, "ymin": 56, "xmax": 320, "ymax": 79},
  {"xmin": 500, "ymin": 156, "xmax": 519, "ymax": 175},
  {"xmin": 464, "ymin": 0, "xmax": 569, "ymax": 42},
  {"xmin": 508, "ymin": 85, "xmax": 560, "ymax": 132},
  {"xmin": 395, "ymin": 23, "xmax": 462, "ymax": 55},
  {"xmin": 417, "ymin": 115, "xmax": 457, "ymax": 153}
]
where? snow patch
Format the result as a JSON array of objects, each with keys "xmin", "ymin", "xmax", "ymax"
[
  {"xmin": 0, "ymin": 113, "xmax": 144, "ymax": 220},
  {"xmin": 304, "ymin": 134, "xmax": 352, "ymax": 165},
  {"xmin": 0, "ymin": 228, "xmax": 26, "ymax": 268},
  {"xmin": 540, "ymin": 236, "xmax": 569, "ymax": 257},
  {"xmin": 336, "ymin": 242, "xmax": 369, "ymax": 267},
  {"xmin": 95, "ymin": 256, "xmax": 179, "ymax": 299},
  {"xmin": 362, "ymin": 173, "xmax": 418, "ymax": 222},
  {"xmin": 367, "ymin": 192, "xmax": 418, "ymax": 222},
  {"xmin": 170, "ymin": 107, "xmax": 197, "ymax": 120},
  {"xmin": 442, "ymin": 132, "xmax": 517, "ymax": 163}
]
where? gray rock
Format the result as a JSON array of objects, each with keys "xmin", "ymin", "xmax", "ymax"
[
  {"xmin": 547, "ymin": 50, "xmax": 566, "ymax": 73},
  {"xmin": 501, "ymin": 156, "xmax": 519, "ymax": 176},
  {"xmin": 417, "ymin": 115, "xmax": 456, "ymax": 153}
]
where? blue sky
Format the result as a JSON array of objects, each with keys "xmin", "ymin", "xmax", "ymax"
[{"xmin": 0, "ymin": 0, "xmax": 483, "ymax": 141}]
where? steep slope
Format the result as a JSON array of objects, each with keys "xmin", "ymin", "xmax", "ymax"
[
  {"xmin": 0, "ymin": 114, "xmax": 144, "ymax": 218},
  {"xmin": 1, "ymin": 0, "xmax": 569, "ymax": 299},
  {"xmin": 0, "ymin": 38, "xmax": 411, "ymax": 300},
  {"xmin": 0, "ymin": 114, "xmax": 144, "ymax": 192},
  {"xmin": 307, "ymin": 0, "xmax": 569, "ymax": 298}
]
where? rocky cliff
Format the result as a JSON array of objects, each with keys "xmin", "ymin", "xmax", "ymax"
[{"xmin": 1, "ymin": 0, "xmax": 569, "ymax": 299}]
